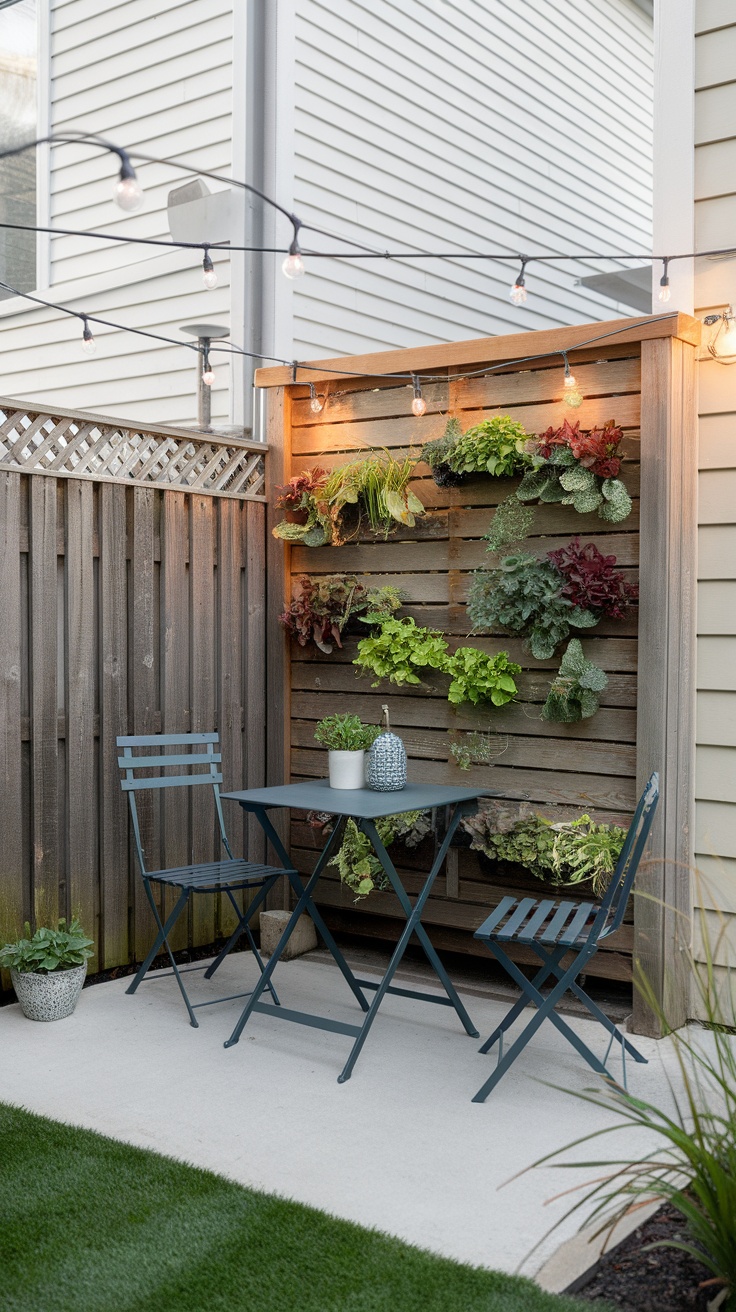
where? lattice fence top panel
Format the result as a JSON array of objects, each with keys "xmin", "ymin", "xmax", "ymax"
[{"xmin": 0, "ymin": 402, "xmax": 266, "ymax": 499}]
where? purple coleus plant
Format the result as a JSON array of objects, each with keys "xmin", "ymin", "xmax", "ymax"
[{"xmin": 547, "ymin": 537, "xmax": 638, "ymax": 620}]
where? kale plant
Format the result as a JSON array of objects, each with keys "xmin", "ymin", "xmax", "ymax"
[{"xmin": 467, "ymin": 554, "xmax": 598, "ymax": 661}]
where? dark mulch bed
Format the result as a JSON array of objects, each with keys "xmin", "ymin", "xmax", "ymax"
[{"xmin": 575, "ymin": 1203, "xmax": 719, "ymax": 1311}]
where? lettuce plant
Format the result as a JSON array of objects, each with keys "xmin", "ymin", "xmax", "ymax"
[
  {"xmin": 444, "ymin": 647, "xmax": 521, "ymax": 707},
  {"xmin": 446, "ymin": 416, "xmax": 533, "ymax": 477},
  {"xmin": 354, "ymin": 617, "xmax": 449, "ymax": 687}
]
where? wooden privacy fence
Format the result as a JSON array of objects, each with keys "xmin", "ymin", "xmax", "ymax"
[
  {"xmin": 0, "ymin": 401, "xmax": 269, "ymax": 981},
  {"xmin": 256, "ymin": 314, "xmax": 700, "ymax": 1029}
]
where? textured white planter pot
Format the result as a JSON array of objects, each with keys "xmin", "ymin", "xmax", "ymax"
[
  {"xmin": 328, "ymin": 749, "xmax": 365, "ymax": 789},
  {"xmin": 10, "ymin": 962, "xmax": 87, "ymax": 1022}
]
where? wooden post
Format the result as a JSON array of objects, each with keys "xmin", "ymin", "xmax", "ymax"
[
  {"xmin": 265, "ymin": 387, "xmax": 291, "ymax": 909},
  {"xmin": 633, "ymin": 335, "xmax": 698, "ymax": 1034}
]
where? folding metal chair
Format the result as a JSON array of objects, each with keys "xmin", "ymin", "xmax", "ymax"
[
  {"xmin": 118, "ymin": 732, "xmax": 294, "ymax": 1027},
  {"xmin": 471, "ymin": 773, "xmax": 659, "ymax": 1102}
]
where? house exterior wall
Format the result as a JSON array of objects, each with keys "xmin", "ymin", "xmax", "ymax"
[
  {"xmin": 692, "ymin": 0, "xmax": 736, "ymax": 989},
  {"xmin": 0, "ymin": 0, "xmax": 653, "ymax": 426},
  {"xmin": 288, "ymin": 0, "xmax": 654, "ymax": 358}
]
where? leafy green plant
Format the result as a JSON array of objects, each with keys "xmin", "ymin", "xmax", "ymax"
[
  {"xmin": 461, "ymin": 810, "xmax": 625, "ymax": 892},
  {"xmin": 484, "ymin": 493, "xmax": 536, "ymax": 552},
  {"xmin": 324, "ymin": 452, "xmax": 425, "ymax": 541},
  {"xmin": 467, "ymin": 554, "xmax": 598, "ymax": 661},
  {"xmin": 529, "ymin": 919, "xmax": 736, "ymax": 1308},
  {"xmin": 280, "ymin": 575, "xmax": 403, "ymax": 653},
  {"xmin": 542, "ymin": 638, "xmax": 608, "ymax": 722},
  {"xmin": 516, "ymin": 420, "xmax": 632, "ymax": 523},
  {"xmin": 450, "ymin": 731, "xmax": 508, "ymax": 771},
  {"xmin": 421, "ymin": 416, "xmax": 465, "ymax": 487},
  {"xmin": 272, "ymin": 455, "xmax": 426, "ymax": 547},
  {"xmin": 328, "ymin": 810, "xmax": 432, "ymax": 897},
  {"xmin": 447, "ymin": 416, "xmax": 533, "ymax": 477},
  {"xmin": 313, "ymin": 714, "xmax": 380, "ymax": 752},
  {"xmin": 445, "ymin": 647, "xmax": 521, "ymax": 707},
  {"xmin": 354, "ymin": 617, "xmax": 449, "ymax": 687},
  {"xmin": 272, "ymin": 467, "xmax": 332, "ymax": 546},
  {"xmin": 0, "ymin": 919, "xmax": 94, "ymax": 974}
]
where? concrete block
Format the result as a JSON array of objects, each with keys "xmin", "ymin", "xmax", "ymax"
[{"xmin": 259, "ymin": 910, "xmax": 318, "ymax": 960}]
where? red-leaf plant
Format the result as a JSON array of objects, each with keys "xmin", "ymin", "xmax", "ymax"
[
  {"xmin": 274, "ymin": 467, "xmax": 330, "ymax": 521},
  {"xmin": 547, "ymin": 537, "xmax": 638, "ymax": 619},
  {"xmin": 534, "ymin": 419, "xmax": 624, "ymax": 479},
  {"xmin": 279, "ymin": 573, "xmax": 360, "ymax": 653}
]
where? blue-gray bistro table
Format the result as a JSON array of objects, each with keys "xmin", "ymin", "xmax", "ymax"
[{"xmin": 221, "ymin": 780, "xmax": 493, "ymax": 1082}]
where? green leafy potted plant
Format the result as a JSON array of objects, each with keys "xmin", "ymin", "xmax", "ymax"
[
  {"xmin": 542, "ymin": 638, "xmax": 608, "ymax": 722},
  {"xmin": 516, "ymin": 419, "xmax": 632, "ymax": 522},
  {"xmin": 0, "ymin": 918, "xmax": 94, "ymax": 1021},
  {"xmin": 314, "ymin": 714, "xmax": 380, "ymax": 789}
]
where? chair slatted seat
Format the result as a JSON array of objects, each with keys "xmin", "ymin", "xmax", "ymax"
[
  {"xmin": 471, "ymin": 774, "xmax": 659, "ymax": 1102},
  {"xmin": 118, "ymin": 732, "xmax": 296, "ymax": 1028}
]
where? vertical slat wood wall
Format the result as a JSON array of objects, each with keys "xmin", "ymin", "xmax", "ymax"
[
  {"xmin": 0, "ymin": 473, "xmax": 266, "ymax": 986},
  {"xmin": 283, "ymin": 346, "xmax": 644, "ymax": 983}
]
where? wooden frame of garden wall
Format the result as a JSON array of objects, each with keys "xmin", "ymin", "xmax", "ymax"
[{"xmin": 257, "ymin": 313, "xmax": 701, "ymax": 1034}]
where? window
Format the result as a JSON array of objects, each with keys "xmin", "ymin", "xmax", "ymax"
[{"xmin": 0, "ymin": 0, "xmax": 37, "ymax": 299}]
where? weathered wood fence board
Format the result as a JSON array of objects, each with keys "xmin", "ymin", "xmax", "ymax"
[
  {"xmin": 0, "ymin": 472, "xmax": 267, "ymax": 986},
  {"xmin": 255, "ymin": 315, "xmax": 700, "ymax": 998}
]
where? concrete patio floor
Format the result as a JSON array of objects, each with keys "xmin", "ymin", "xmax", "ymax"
[{"xmin": 0, "ymin": 951, "xmax": 680, "ymax": 1280}]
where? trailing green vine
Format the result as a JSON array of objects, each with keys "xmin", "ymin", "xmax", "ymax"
[{"xmin": 327, "ymin": 811, "xmax": 432, "ymax": 898}]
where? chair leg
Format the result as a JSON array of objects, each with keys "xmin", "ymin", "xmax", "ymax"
[
  {"xmin": 127, "ymin": 885, "xmax": 199, "ymax": 1027},
  {"xmin": 567, "ymin": 976, "xmax": 648, "ymax": 1064},
  {"xmin": 204, "ymin": 880, "xmax": 273, "ymax": 979},
  {"xmin": 478, "ymin": 950, "xmax": 565, "ymax": 1055},
  {"xmin": 243, "ymin": 921, "xmax": 280, "ymax": 1006}
]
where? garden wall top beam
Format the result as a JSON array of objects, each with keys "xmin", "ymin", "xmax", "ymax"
[{"xmin": 254, "ymin": 313, "xmax": 701, "ymax": 388}]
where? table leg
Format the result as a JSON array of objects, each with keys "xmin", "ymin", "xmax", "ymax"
[
  {"xmin": 223, "ymin": 814, "xmax": 368, "ymax": 1049},
  {"xmin": 336, "ymin": 808, "xmax": 478, "ymax": 1083}
]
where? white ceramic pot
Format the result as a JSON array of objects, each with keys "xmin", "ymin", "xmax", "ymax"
[
  {"xmin": 328, "ymin": 749, "xmax": 365, "ymax": 790},
  {"xmin": 10, "ymin": 962, "xmax": 87, "ymax": 1022}
]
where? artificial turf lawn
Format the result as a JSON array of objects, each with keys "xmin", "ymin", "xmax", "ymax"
[{"xmin": 0, "ymin": 1103, "xmax": 600, "ymax": 1312}]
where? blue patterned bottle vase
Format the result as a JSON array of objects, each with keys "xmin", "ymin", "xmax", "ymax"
[{"xmin": 366, "ymin": 731, "xmax": 407, "ymax": 791}]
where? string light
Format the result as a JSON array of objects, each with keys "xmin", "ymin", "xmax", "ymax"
[
  {"xmin": 81, "ymin": 317, "xmax": 96, "ymax": 355},
  {"xmin": 202, "ymin": 350, "xmax": 215, "ymax": 386},
  {"xmin": 411, "ymin": 375, "xmax": 427, "ymax": 416},
  {"xmin": 308, "ymin": 383, "xmax": 323, "ymax": 414},
  {"xmin": 561, "ymin": 352, "xmax": 583, "ymax": 407},
  {"xmin": 658, "ymin": 257, "xmax": 671, "ymax": 303},
  {"xmin": 113, "ymin": 155, "xmax": 143, "ymax": 212},
  {"xmin": 704, "ymin": 308, "xmax": 736, "ymax": 363},
  {"xmin": 282, "ymin": 220, "xmax": 306, "ymax": 279},
  {"xmin": 202, "ymin": 249, "xmax": 217, "ymax": 290},
  {"xmin": 509, "ymin": 258, "xmax": 529, "ymax": 305}
]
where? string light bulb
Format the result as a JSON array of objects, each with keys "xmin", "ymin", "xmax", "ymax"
[
  {"xmin": 411, "ymin": 375, "xmax": 427, "ymax": 417},
  {"xmin": 113, "ymin": 155, "xmax": 143, "ymax": 212},
  {"xmin": 308, "ymin": 383, "xmax": 323, "ymax": 414},
  {"xmin": 509, "ymin": 257, "xmax": 528, "ymax": 305},
  {"xmin": 202, "ymin": 249, "xmax": 217, "ymax": 289},
  {"xmin": 561, "ymin": 352, "xmax": 583, "ymax": 407},
  {"xmin": 202, "ymin": 350, "xmax": 215, "ymax": 386},
  {"xmin": 704, "ymin": 307, "xmax": 736, "ymax": 363},
  {"xmin": 81, "ymin": 317, "xmax": 96, "ymax": 355},
  {"xmin": 658, "ymin": 257, "xmax": 671, "ymax": 303},
  {"xmin": 282, "ymin": 235, "xmax": 305, "ymax": 279}
]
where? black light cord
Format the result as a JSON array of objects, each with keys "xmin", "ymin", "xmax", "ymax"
[{"xmin": 0, "ymin": 275, "xmax": 682, "ymax": 387}]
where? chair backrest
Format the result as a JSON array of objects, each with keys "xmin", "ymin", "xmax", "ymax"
[
  {"xmin": 117, "ymin": 732, "xmax": 232, "ymax": 876},
  {"xmin": 592, "ymin": 772, "xmax": 659, "ymax": 940}
]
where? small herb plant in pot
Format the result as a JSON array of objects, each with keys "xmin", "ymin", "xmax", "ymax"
[
  {"xmin": 314, "ymin": 714, "xmax": 380, "ymax": 789},
  {"xmin": 0, "ymin": 918, "xmax": 94, "ymax": 1021}
]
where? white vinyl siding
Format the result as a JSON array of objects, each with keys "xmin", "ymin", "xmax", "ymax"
[
  {"xmin": 693, "ymin": 0, "xmax": 736, "ymax": 1002},
  {"xmin": 290, "ymin": 0, "xmax": 654, "ymax": 358},
  {"xmin": 0, "ymin": 0, "xmax": 233, "ymax": 427}
]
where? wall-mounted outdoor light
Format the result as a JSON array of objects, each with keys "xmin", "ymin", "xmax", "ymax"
[{"xmin": 703, "ymin": 308, "xmax": 736, "ymax": 363}]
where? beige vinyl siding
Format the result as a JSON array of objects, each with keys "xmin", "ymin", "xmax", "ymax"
[
  {"xmin": 291, "ymin": 0, "xmax": 654, "ymax": 358},
  {"xmin": 693, "ymin": 0, "xmax": 736, "ymax": 1005},
  {"xmin": 0, "ymin": 0, "xmax": 233, "ymax": 427}
]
